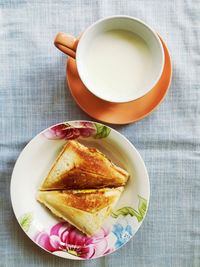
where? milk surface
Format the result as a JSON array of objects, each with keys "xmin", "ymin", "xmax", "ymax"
[{"xmin": 84, "ymin": 29, "xmax": 153, "ymax": 100}]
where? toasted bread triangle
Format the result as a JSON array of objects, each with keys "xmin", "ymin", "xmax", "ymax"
[
  {"xmin": 40, "ymin": 141, "xmax": 129, "ymax": 190},
  {"xmin": 37, "ymin": 187, "xmax": 123, "ymax": 236}
]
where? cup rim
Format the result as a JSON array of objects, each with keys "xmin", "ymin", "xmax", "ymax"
[{"xmin": 76, "ymin": 15, "xmax": 165, "ymax": 103}]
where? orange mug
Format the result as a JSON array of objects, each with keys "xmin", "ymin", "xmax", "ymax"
[{"xmin": 54, "ymin": 15, "xmax": 164, "ymax": 103}]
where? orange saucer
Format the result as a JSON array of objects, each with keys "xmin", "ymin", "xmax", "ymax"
[{"xmin": 66, "ymin": 38, "xmax": 172, "ymax": 124}]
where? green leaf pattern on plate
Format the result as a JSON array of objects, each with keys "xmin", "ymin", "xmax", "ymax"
[
  {"xmin": 94, "ymin": 123, "xmax": 111, "ymax": 138},
  {"xmin": 112, "ymin": 195, "xmax": 147, "ymax": 222},
  {"xmin": 19, "ymin": 212, "xmax": 33, "ymax": 232}
]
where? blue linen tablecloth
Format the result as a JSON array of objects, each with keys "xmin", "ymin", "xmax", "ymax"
[{"xmin": 0, "ymin": 1, "xmax": 199, "ymax": 266}]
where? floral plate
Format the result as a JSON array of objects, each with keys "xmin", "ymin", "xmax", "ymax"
[{"xmin": 10, "ymin": 121, "xmax": 150, "ymax": 260}]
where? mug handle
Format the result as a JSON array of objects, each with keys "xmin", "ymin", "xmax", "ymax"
[{"xmin": 54, "ymin": 32, "xmax": 78, "ymax": 59}]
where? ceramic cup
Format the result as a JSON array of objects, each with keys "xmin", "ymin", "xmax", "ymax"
[{"xmin": 54, "ymin": 15, "xmax": 164, "ymax": 103}]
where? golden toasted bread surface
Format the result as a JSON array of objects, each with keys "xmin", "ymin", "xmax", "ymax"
[
  {"xmin": 40, "ymin": 140, "xmax": 129, "ymax": 190},
  {"xmin": 38, "ymin": 141, "xmax": 128, "ymax": 235},
  {"xmin": 56, "ymin": 188, "xmax": 123, "ymax": 212},
  {"xmin": 37, "ymin": 187, "xmax": 123, "ymax": 236}
]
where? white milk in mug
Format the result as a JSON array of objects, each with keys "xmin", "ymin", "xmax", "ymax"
[{"xmin": 84, "ymin": 30, "xmax": 154, "ymax": 101}]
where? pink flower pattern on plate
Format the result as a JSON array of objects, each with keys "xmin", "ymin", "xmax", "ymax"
[
  {"xmin": 35, "ymin": 222, "xmax": 112, "ymax": 259},
  {"xmin": 43, "ymin": 122, "xmax": 96, "ymax": 140}
]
